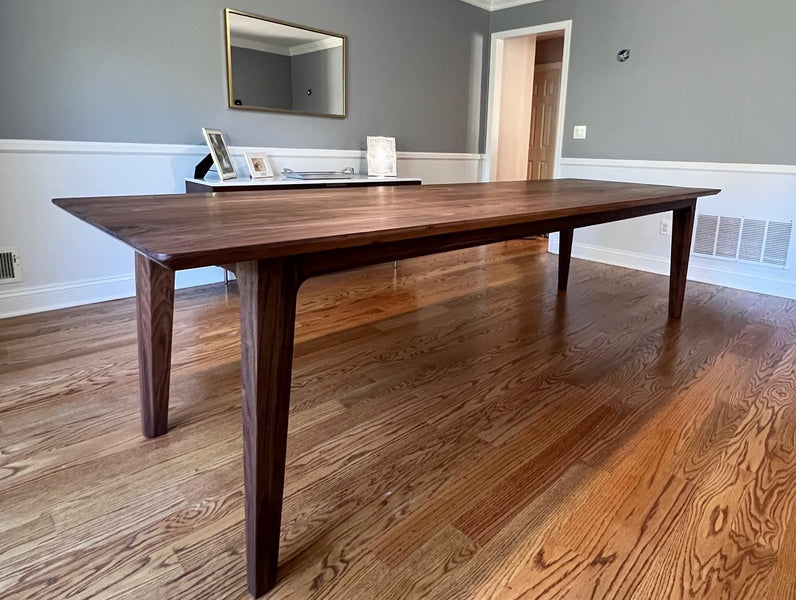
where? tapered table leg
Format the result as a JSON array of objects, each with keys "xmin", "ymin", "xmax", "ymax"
[
  {"xmin": 669, "ymin": 201, "xmax": 697, "ymax": 318},
  {"xmin": 135, "ymin": 253, "xmax": 175, "ymax": 438},
  {"xmin": 558, "ymin": 229, "xmax": 574, "ymax": 292},
  {"xmin": 237, "ymin": 258, "xmax": 301, "ymax": 598}
]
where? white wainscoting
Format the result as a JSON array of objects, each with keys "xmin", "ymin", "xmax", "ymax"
[
  {"xmin": 553, "ymin": 158, "xmax": 796, "ymax": 299},
  {"xmin": 5, "ymin": 145, "xmax": 793, "ymax": 318},
  {"xmin": 0, "ymin": 139, "xmax": 484, "ymax": 318}
]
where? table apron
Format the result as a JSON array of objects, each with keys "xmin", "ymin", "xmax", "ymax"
[{"xmin": 298, "ymin": 198, "xmax": 695, "ymax": 280}]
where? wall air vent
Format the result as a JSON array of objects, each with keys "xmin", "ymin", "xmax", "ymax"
[
  {"xmin": 0, "ymin": 248, "xmax": 22, "ymax": 283},
  {"xmin": 692, "ymin": 215, "xmax": 793, "ymax": 269}
]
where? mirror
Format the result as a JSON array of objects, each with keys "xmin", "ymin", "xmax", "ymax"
[{"xmin": 225, "ymin": 9, "xmax": 347, "ymax": 118}]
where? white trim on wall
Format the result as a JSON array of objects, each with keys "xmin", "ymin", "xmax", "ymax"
[
  {"xmin": 560, "ymin": 157, "xmax": 796, "ymax": 176},
  {"xmin": 484, "ymin": 20, "xmax": 572, "ymax": 182},
  {"xmin": 0, "ymin": 139, "xmax": 209, "ymax": 157},
  {"xmin": 459, "ymin": 0, "xmax": 546, "ymax": 11}
]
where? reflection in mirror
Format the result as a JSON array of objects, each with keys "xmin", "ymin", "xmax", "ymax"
[{"xmin": 225, "ymin": 9, "xmax": 346, "ymax": 118}]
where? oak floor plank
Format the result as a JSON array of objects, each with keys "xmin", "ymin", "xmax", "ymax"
[
  {"xmin": 767, "ymin": 509, "xmax": 796, "ymax": 599},
  {"xmin": 427, "ymin": 463, "xmax": 595, "ymax": 600}
]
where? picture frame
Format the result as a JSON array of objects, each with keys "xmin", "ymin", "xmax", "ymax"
[
  {"xmin": 245, "ymin": 152, "xmax": 274, "ymax": 179},
  {"xmin": 202, "ymin": 128, "xmax": 237, "ymax": 180},
  {"xmin": 366, "ymin": 136, "xmax": 397, "ymax": 178}
]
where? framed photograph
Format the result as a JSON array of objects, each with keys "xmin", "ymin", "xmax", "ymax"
[
  {"xmin": 366, "ymin": 136, "xmax": 397, "ymax": 178},
  {"xmin": 202, "ymin": 128, "xmax": 237, "ymax": 180},
  {"xmin": 245, "ymin": 152, "xmax": 274, "ymax": 179}
]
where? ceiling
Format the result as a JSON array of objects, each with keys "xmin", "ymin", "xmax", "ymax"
[
  {"xmin": 459, "ymin": 0, "xmax": 545, "ymax": 11},
  {"xmin": 229, "ymin": 12, "xmax": 342, "ymax": 57},
  {"xmin": 229, "ymin": 13, "xmax": 329, "ymax": 47}
]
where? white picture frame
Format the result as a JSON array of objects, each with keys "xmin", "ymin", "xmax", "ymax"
[
  {"xmin": 202, "ymin": 128, "xmax": 237, "ymax": 180},
  {"xmin": 245, "ymin": 152, "xmax": 275, "ymax": 179},
  {"xmin": 366, "ymin": 136, "xmax": 397, "ymax": 178}
]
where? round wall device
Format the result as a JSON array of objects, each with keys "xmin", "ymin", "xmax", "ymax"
[{"xmin": 617, "ymin": 49, "xmax": 630, "ymax": 63}]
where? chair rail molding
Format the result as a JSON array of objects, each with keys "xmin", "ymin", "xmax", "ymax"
[
  {"xmin": 0, "ymin": 139, "xmax": 484, "ymax": 162},
  {"xmin": 560, "ymin": 157, "xmax": 796, "ymax": 176}
]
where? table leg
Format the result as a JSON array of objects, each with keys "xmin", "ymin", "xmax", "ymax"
[
  {"xmin": 558, "ymin": 229, "xmax": 574, "ymax": 292},
  {"xmin": 237, "ymin": 258, "xmax": 301, "ymax": 597},
  {"xmin": 135, "ymin": 253, "xmax": 175, "ymax": 438},
  {"xmin": 669, "ymin": 201, "xmax": 696, "ymax": 318}
]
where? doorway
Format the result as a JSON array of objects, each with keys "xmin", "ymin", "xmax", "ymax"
[
  {"xmin": 485, "ymin": 21, "xmax": 572, "ymax": 182},
  {"xmin": 528, "ymin": 33, "xmax": 564, "ymax": 180}
]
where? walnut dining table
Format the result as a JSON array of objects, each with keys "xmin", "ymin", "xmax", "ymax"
[{"xmin": 53, "ymin": 178, "xmax": 720, "ymax": 597}]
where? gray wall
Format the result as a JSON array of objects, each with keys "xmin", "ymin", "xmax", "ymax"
[
  {"xmin": 0, "ymin": 0, "xmax": 489, "ymax": 153},
  {"xmin": 11, "ymin": 0, "xmax": 786, "ymax": 162},
  {"xmin": 292, "ymin": 47, "xmax": 345, "ymax": 115},
  {"xmin": 491, "ymin": 0, "xmax": 796, "ymax": 164},
  {"xmin": 230, "ymin": 47, "xmax": 293, "ymax": 110}
]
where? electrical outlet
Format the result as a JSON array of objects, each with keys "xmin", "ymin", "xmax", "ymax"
[
  {"xmin": 573, "ymin": 126, "xmax": 587, "ymax": 140},
  {"xmin": 660, "ymin": 218, "xmax": 672, "ymax": 236}
]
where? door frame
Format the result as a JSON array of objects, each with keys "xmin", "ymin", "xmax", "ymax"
[{"xmin": 484, "ymin": 20, "xmax": 573, "ymax": 182}]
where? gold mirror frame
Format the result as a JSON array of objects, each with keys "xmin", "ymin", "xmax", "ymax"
[{"xmin": 224, "ymin": 8, "xmax": 348, "ymax": 119}]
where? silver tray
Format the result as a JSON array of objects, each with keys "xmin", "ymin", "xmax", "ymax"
[{"xmin": 282, "ymin": 167, "xmax": 355, "ymax": 181}]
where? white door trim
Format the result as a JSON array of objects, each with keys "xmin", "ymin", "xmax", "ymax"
[{"xmin": 484, "ymin": 20, "xmax": 573, "ymax": 182}]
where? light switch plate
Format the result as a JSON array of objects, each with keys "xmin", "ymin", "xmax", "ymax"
[
  {"xmin": 573, "ymin": 126, "xmax": 587, "ymax": 140},
  {"xmin": 660, "ymin": 218, "xmax": 672, "ymax": 236}
]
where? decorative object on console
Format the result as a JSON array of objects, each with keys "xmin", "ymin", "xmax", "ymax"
[
  {"xmin": 202, "ymin": 128, "xmax": 237, "ymax": 180},
  {"xmin": 282, "ymin": 167, "xmax": 355, "ymax": 180},
  {"xmin": 245, "ymin": 152, "xmax": 274, "ymax": 179},
  {"xmin": 367, "ymin": 136, "xmax": 397, "ymax": 178}
]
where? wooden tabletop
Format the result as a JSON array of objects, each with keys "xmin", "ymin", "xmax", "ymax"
[{"xmin": 53, "ymin": 179, "xmax": 719, "ymax": 270}]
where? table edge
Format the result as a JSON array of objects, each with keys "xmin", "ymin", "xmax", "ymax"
[{"xmin": 52, "ymin": 186, "xmax": 720, "ymax": 271}]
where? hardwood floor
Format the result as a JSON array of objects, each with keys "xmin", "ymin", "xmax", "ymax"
[{"xmin": 2, "ymin": 239, "xmax": 795, "ymax": 599}]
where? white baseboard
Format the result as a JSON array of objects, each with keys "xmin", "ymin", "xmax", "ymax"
[
  {"xmin": 0, "ymin": 267, "xmax": 226, "ymax": 319},
  {"xmin": 0, "ymin": 274, "xmax": 136, "ymax": 319},
  {"xmin": 552, "ymin": 241, "xmax": 796, "ymax": 300}
]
